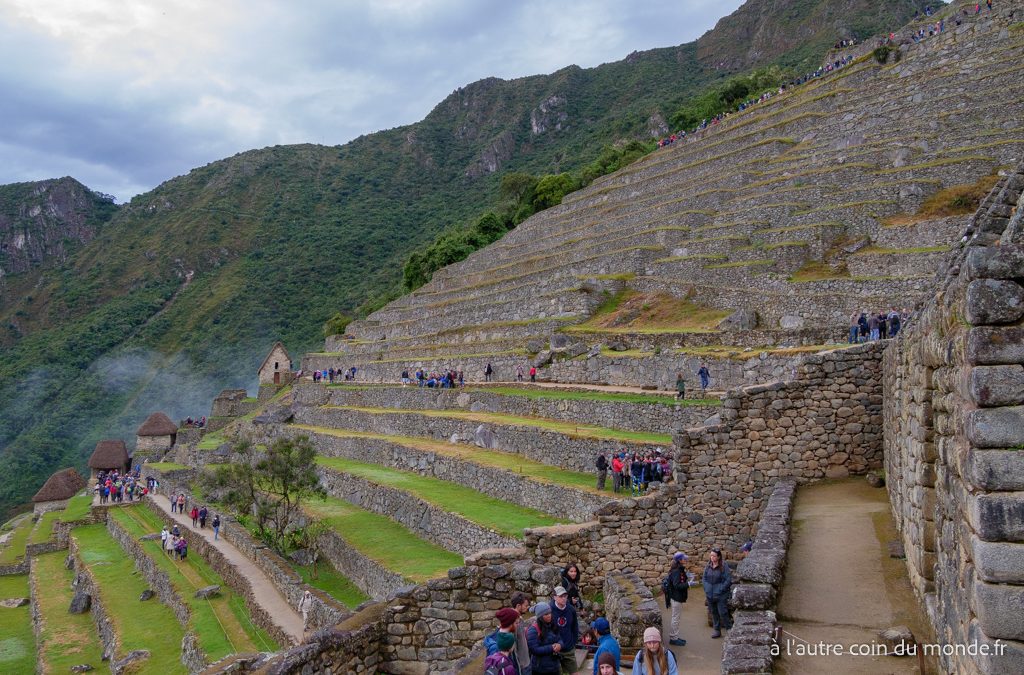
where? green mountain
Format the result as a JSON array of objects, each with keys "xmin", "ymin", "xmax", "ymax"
[{"xmin": 0, "ymin": 0, "xmax": 928, "ymax": 515}]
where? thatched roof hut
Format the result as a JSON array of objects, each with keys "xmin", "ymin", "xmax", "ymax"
[
  {"xmin": 137, "ymin": 412, "xmax": 177, "ymax": 437},
  {"xmin": 88, "ymin": 439, "xmax": 130, "ymax": 472},
  {"xmin": 32, "ymin": 467, "xmax": 86, "ymax": 504}
]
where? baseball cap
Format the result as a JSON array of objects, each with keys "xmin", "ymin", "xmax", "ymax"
[{"xmin": 553, "ymin": 586, "xmax": 568, "ymax": 596}]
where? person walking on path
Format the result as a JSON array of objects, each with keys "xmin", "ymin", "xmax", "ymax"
[
  {"xmin": 199, "ymin": 506, "xmax": 208, "ymax": 529},
  {"xmin": 703, "ymin": 549, "xmax": 733, "ymax": 638},
  {"xmin": 550, "ymin": 586, "xmax": 578, "ymax": 674},
  {"xmin": 697, "ymin": 365, "xmax": 711, "ymax": 396},
  {"xmin": 189, "ymin": 506, "xmax": 199, "ymax": 528},
  {"xmin": 675, "ymin": 373, "xmax": 686, "ymax": 400},
  {"xmin": 212, "ymin": 514, "xmax": 221, "ymax": 540},
  {"xmin": 177, "ymin": 493, "xmax": 186, "ymax": 514},
  {"xmin": 527, "ymin": 602, "xmax": 563, "ymax": 675},
  {"xmin": 529, "ymin": 366, "xmax": 537, "ymax": 382},
  {"xmin": 664, "ymin": 552, "xmax": 689, "ymax": 646},
  {"xmin": 631, "ymin": 627, "xmax": 678, "ymax": 675},
  {"xmin": 595, "ymin": 453, "xmax": 608, "ymax": 490},
  {"xmin": 591, "ymin": 617, "xmax": 621, "ymax": 675},
  {"xmin": 160, "ymin": 526, "xmax": 169, "ymax": 556}
]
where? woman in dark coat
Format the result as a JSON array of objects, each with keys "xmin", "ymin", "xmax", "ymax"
[
  {"xmin": 702, "ymin": 548, "xmax": 733, "ymax": 638},
  {"xmin": 560, "ymin": 563, "xmax": 583, "ymax": 610}
]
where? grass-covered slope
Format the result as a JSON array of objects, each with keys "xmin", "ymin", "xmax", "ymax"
[{"xmin": 0, "ymin": 0, "xmax": 930, "ymax": 516}]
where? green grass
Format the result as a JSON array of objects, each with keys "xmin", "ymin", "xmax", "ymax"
[
  {"xmin": 61, "ymin": 493, "xmax": 94, "ymax": 521},
  {"xmin": 147, "ymin": 462, "xmax": 190, "ymax": 471},
  {"xmin": 33, "ymin": 551, "xmax": 107, "ymax": 673},
  {"xmin": 294, "ymin": 561, "xmax": 369, "ymax": 609},
  {"xmin": 302, "ymin": 495, "xmax": 464, "ymax": 583},
  {"xmin": 30, "ymin": 510, "xmax": 61, "ymax": 544},
  {"xmin": 852, "ymin": 245, "xmax": 948, "ymax": 255},
  {"xmin": 72, "ymin": 523, "xmax": 187, "ymax": 673},
  {"xmin": 655, "ymin": 253, "xmax": 727, "ymax": 263},
  {"xmin": 293, "ymin": 426, "xmax": 606, "ymax": 494},
  {"xmin": 704, "ymin": 258, "xmax": 775, "ymax": 269},
  {"xmin": 474, "ymin": 385, "xmax": 718, "ymax": 407},
  {"xmin": 316, "ymin": 457, "xmax": 563, "ymax": 537},
  {"xmin": 112, "ymin": 505, "xmax": 278, "ymax": 659},
  {"xmin": 197, "ymin": 432, "xmax": 227, "ymax": 451},
  {"xmin": 333, "ymin": 405, "xmax": 672, "ymax": 445},
  {"xmin": 0, "ymin": 573, "xmax": 35, "ymax": 674},
  {"xmin": 0, "ymin": 514, "xmax": 33, "ymax": 565}
]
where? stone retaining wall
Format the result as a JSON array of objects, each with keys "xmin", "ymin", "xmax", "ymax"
[
  {"xmin": 263, "ymin": 424, "xmax": 608, "ymax": 523},
  {"xmin": 722, "ymin": 478, "xmax": 797, "ymax": 674},
  {"xmin": 318, "ymin": 466, "xmax": 517, "ymax": 556},
  {"xmin": 68, "ymin": 536, "xmax": 121, "ymax": 669},
  {"xmin": 318, "ymin": 525, "xmax": 411, "ymax": 601},
  {"xmin": 603, "ymin": 570, "xmax": 662, "ymax": 650},
  {"xmin": 293, "ymin": 405, "xmax": 668, "ymax": 475},
  {"xmin": 884, "ymin": 161, "xmax": 1024, "ymax": 675}
]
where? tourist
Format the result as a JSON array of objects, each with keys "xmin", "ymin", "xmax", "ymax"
[
  {"xmin": 526, "ymin": 602, "xmax": 562, "ymax": 675},
  {"xmin": 401, "ymin": 369, "xmax": 410, "ymax": 385},
  {"xmin": 212, "ymin": 514, "xmax": 221, "ymax": 540},
  {"xmin": 697, "ymin": 365, "xmax": 711, "ymax": 395},
  {"xmin": 485, "ymin": 607, "xmax": 522, "ymax": 673},
  {"xmin": 630, "ymin": 454, "xmax": 644, "ymax": 494},
  {"xmin": 177, "ymin": 493, "xmax": 186, "ymax": 514},
  {"xmin": 165, "ymin": 533, "xmax": 177, "ymax": 557},
  {"xmin": 664, "ymin": 552, "xmax": 689, "ymax": 646},
  {"xmin": 199, "ymin": 505, "xmax": 208, "ymax": 529},
  {"xmin": 485, "ymin": 363, "xmax": 494, "ymax": 382},
  {"xmin": 631, "ymin": 627, "xmax": 678, "ymax": 675},
  {"xmin": 160, "ymin": 526, "xmax": 169, "ymax": 555},
  {"xmin": 596, "ymin": 652, "xmax": 620, "ymax": 675},
  {"xmin": 550, "ymin": 586, "xmax": 578, "ymax": 674},
  {"xmin": 529, "ymin": 366, "xmax": 537, "ymax": 382},
  {"xmin": 190, "ymin": 505, "xmax": 199, "ymax": 528},
  {"xmin": 868, "ymin": 312, "xmax": 880, "ymax": 341},
  {"xmin": 484, "ymin": 631, "xmax": 519, "ymax": 675},
  {"xmin": 560, "ymin": 564, "xmax": 583, "ymax": 611},
  {"xmin": 675, "ymin": 373, "xmax": 685, "ymax": 400},
  {"xmin": 611, "ymin": 453, "xmax": 624, "ymax": 493},
  {"xmin": 703, "ymin": 549, "xmax": 733, "ymax": 638},
  {"xmin": 887, "ymin": 307, "xmax": 902, "ymax": 337},
  {"xmin": 595, "ymin": 453, "xmax": 608, "ymax": 490},
  {"xmin": 510, "ymin": 592, "xmax": 533, "ymax": 675},
  {"xmin": 591, "ymin": 618, "xmax": 621, "ymax": 675},
  {"xmin": 517, "ymin": 365, "xmax": 524, "ymax": 382},
  {"xmin": 848, "ymin": 310, "xmax": 860, "ymax": 344},
  {"xmin": 175, "ymin": 536, "xmax": 188, "ymax": 561}
]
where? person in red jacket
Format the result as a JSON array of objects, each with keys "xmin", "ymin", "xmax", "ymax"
[{"xmin": 611, "ymin": 453, "xmax": 625, "ymax": 493}]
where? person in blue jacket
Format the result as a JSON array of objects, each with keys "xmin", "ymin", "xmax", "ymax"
[
  {"xmin": 702, "ymin": 548, "xmax": 733, "ymax": 638},
  {"xmin": 527, "ymin": 602, "xmax": 563, "ymax": 675},
  {"xmin": 590, "ymin": 617, "xmax": 620, "ymax": 675}
]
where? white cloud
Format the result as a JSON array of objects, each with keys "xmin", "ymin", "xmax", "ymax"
[{"xmin": 0, "ymin": 0, "xmax": 743, "ymax": 202}]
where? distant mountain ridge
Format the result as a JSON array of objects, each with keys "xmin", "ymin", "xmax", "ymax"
[{"xmin": 0, "ymin": 0, "xmax": 929, "ymax": 515}]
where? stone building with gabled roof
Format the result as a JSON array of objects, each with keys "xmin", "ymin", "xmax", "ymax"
[
  {"xmin": 88, "ymin": 439, "xmax": 130, "ymax": 478},
  {"xmin": 134, "ymin": 411, "xmax": 178, "ymax": 464},
  {"xmin": 32, "ymin": 467, "xmax": 87, "ymax": 514},
  {"xmin": 258, "ymin": 341, "xmax": 293, "ymax": 386}
]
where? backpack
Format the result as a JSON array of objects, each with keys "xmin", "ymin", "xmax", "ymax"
[{"xmin": 596, "ymin": 455, "xmax": 608, "ymax": 470}]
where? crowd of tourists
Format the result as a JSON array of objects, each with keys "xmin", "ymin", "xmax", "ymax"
[
  {"xmin": 181, "ymin": 416, "xmax": 206, "ymax": 429},
  {"xmin": 94, "ymin": 469, "xmax": 150, "ymax": 504},
  {"xmin": 848, "ymin": 308, "xmax": 910, "ymax": 343},
  {"xmin": 596, "ymin": 451, "xmax": 672, "ymax": 495},
  {"xmin": 482, "ymin": 549, "xmax": 745, "ymax": 674},
  {"xmin": 312, "ymin": 366, "xmax": 358, "ymax": 383},
  {"xmin": 169, "ymin": 493, "xmax": 222, "ymax": 540}
]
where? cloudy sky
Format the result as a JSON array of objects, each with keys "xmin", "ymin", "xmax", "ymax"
[{"xmin": 0, "ymin": 0, "xmax": 743, "ymax": 202}]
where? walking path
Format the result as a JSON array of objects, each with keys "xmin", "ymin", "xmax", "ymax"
[
  {"xmin": 774, "ymin": 479, "xmax": 935, "ymax": 674},
  {"xmin": 102, "ymin": 494, "xmax": 305, "ymax": 645}
]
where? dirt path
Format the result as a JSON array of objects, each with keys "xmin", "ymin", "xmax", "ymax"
[
  {"xmin": 775, "ymin": 479, "xmax": 936, "ymax": 674},
  {"xmin": 146, "ymin": 494, "xmax": 305, "ymax": 645}
]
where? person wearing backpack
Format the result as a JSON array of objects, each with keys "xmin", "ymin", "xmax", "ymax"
[
  {"xmin": 484, "ymin": 608, "xmax": 521, "ymax": 673},
  {"xmin": 595, "ymin": 453, "xmax": 608, "ymax": 490},
  {"xmin": 631, "ymin": 628, "xmax": 678, "ymax": 675},
  {"xmin": 663, "ymin": 552, "xmax": 689, "ymax": 646},
  {"xmin": 527, "ymin": 602, "xmax": 562, "ymax": 675},
  {"xmin": 484, "ymin": 631, "xmax": 518, "ymax": 675}
]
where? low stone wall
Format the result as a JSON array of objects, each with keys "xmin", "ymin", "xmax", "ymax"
[
  {"xmin": 318, "ymin": 467, "xmax": 516, "ymax": 556},
  {"xmin": 265, "ymin": 424, "xmax": 607, "ymax": 522},
  {"xmin": 884, "ymin": 162, "xmax": 1024, "ymax": 675},
  {"xmin": 68, "ymin": 536, "xmax": 120, "ymax": 668},
  {"xmin": 603, "ymin": 570, "xmax": 662, "ymax": 650},
  {"xmin": 308, "ymin": 383, "xmax": 717, "ymax": 436},
  {"xmin": 722, "ymin": 478, "xmax": 797, "ymax": 674},
  {"xmin": 293, "ymin": 405, "xmax": 668, "ymax": 475}
]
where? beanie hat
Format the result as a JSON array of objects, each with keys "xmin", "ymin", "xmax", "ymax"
[
  {"xmin": 497, "ymin": 631, "xmax": 516, "ymax": 651},
  {"xmin": 674, "ymin": 551, "xmax": 688, "ymax": 561},
  {"xmin": 592, "ymin": 617, "xmax": 610, "ymax": 634},
  {"xmin": 598, "ymin": 652, "xmax": 617, "ymax": 667},
  {"xmin": 495, "ymin": 607, "xmax": 519, "ymax": 629},
  {"xmin": 533, "ymin": 601, "xmax": 552, "ymax": 617},
  {"xmin": 643, "ymin": 626, "xmax": 662, "ymax": 643}
]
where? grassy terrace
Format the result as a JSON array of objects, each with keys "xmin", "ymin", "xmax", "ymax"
[
  {"xmin": 328, "ymin": 405, "xmax": 672, "ymax": 445},
  {"xmin": 295, "ymin": 561, "xmax": 369, "ymax": 609},
  {"xmin": 302, "ymin": 495, "xmax": 464, "ymax": 583},
  {"xmin": 316, "ymin": 457, "xmax": 563, "ymax": 537},
  {"xmin": 30, "ymin": 493, "xmax": 94, "ymax": 545},
  {"xmin": 0, "ymin": 573, "xmax": 35, "ymax": 673},
  {"xmin": 33, "ymin": 551, "xmax": 106, "ymax": 673},
  {"xmin": 71, "ymin": 523, "xmax": 187, "ymax": 673},
  {"xmin": 472, "ymin": 385, "xmax": 719, "ymax": 407},
  {"xmin": 112, "ymin": 505, "xmax": 278, "ymax": 659},
  {"xmin": 148, "ymin": 461, "xmax": 190, "ymax": 471},
  {"xmin": 0, "ymin": 514, "xmax": 33, "ymax": 564},
  {"xmin": 292, "ymin": 426, "xmax": 606, "ymax": 494}
]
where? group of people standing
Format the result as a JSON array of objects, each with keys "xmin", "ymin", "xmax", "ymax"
[
  {"xmin": 848, "ymin": 308, "xmax": 908, "ymax": 343},
  {"xmin": 597, "ymin": 452, "xmax": 672, "ymax": 494},
  {"xmin": 675, "ymin": 365, "xmax": 711, "ymax": 400},
  {"xmin": 94, "ymin": 469, "xmax": 149, "ymax": 504}
]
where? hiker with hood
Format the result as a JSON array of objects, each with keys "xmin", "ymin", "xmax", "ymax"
[
  {"xmin": 485, "ymin": 607, "xmax": 522, "ymax": 673},
  {"xmin": 590, "ymin": 618, "xmax": 620, "ymax": 675},
  {"xmin": 664, "ymin": 552, "xmax": 689, "ymax": 646},
  {"xmin": 527, "ymin": 602, "xmax": 563, "ymax": 675},
  {"xmin": 703, "ymin": 548, "xmax": 733, "ymax": 638},
  {"xmin": 550, "ymin": 586, "xmax": 579, "ymax": 673},
  {"xmin": 560, "ymin": 564, "xmax": 583, "ymax": 611}
]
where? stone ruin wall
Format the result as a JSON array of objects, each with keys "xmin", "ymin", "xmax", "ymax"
[{"xmin": 884, "ymin": 162, "xmax": 1024, "ymax": 675}]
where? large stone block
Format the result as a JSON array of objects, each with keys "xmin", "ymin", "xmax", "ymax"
[
  {"xmin": 966, "ymin": 407, "xmax": 1024, "ymax": 448},
  {"xmin": 968, "ymin": 327, "xmax": 1024, "ymax": 365},
  {"xmin": 973, "ymin": 578, "xmax": 1024, "ymax": 641},
  {"xmin": 968, "ymin": 620, "xmax": 1024, "ymax": 675},
  {"xmin": 965, "ymin": 245, "xmax": 1024, "ymax": 280},
  {"xmin": 966, "ymin": 280, "xmax": 1024, "ymax": 325},
  {"xmin": 969, "ymin": 493, "xmax": 1024, "ymax": 542},
  {"xmin": 967, "ymin": 450, "xmax": 1024, "ymax": 491},
  {"xmin": 971, "ymin": 537, "xmax": 1024, "ymax": 583},
  {"xmin": 970, "ymin": 366, "xmax": 1024, "ymax": 407}
]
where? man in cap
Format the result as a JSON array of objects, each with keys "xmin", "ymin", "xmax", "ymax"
[
  {"xmin": 485, "ymin": 606, "xmax": 523, "ymax": 673},
  {"xmin": 665, "ymin": 552, "xmax": 689, "ymax": 646},
  {"xmin": 551, "ymin": 586, "xmax": 579, "ymax": 674},
  {"xmin": 590, "ymin": 617, "xmax": 620, "ymax": 674}
]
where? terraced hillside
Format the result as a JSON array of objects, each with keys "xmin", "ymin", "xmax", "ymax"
[{"xmin": 305, "ymin": 5, "xmax": 1024, "ymax": 389}]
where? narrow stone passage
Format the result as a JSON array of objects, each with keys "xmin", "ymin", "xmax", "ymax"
[{"xmin": 775, "ymin": 479, "xmax": 935, "ymax": 674}]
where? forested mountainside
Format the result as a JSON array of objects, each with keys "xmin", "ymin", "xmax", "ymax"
[{"xmin": 0, "ymin": 0, "xmax": 928, "ymax": 515}]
